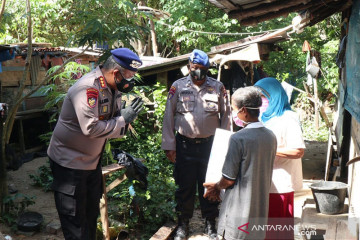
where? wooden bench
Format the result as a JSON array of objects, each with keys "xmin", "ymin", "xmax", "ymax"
[
  {"xmin": 100, "ymin": 163, "xmax": 127, "ymax": 240},
  {"xmin": 149, "ymin": 222, "xmax": 177, "ymax": 240}
]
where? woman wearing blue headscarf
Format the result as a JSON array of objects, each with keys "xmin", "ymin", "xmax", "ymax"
[{"xmin": 255, "ymin": 77, "xmax": 305, "ymax": 240}]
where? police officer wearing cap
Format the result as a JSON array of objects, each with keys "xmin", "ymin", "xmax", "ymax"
[
  {"xmin": 47, "ymin": 48, "xmax": 143, "ymax": 240},
  {"xmin": 162, "ymin": 49, "xmax": 231, "ymax": 240}
]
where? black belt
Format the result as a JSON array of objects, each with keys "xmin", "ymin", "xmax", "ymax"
[{"xmin": 177, "ymin": 134, "xmax": 214, "ymax": 144}]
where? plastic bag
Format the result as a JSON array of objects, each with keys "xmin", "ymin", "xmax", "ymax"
[{"xmin": 113, "ymin": 149, "xmax": 148, "ymax": 190}]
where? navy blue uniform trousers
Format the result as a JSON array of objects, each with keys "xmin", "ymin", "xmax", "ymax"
[
  {"xmin": 49, "ymin": 159, "xmax": 102, "ymax": 240},
  {"xmin": 174, "ymin": 134, "xmax": 219, "ymax": 220}
]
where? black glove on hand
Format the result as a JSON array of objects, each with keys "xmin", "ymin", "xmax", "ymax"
[{"xmin": 120, "ymin": 97, "xmax": 144, "ymax": 124}]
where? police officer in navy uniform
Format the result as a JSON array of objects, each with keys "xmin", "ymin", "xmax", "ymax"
[
  {"xmin": 47, "ymin": 48, "xmax": 143, "ymax": 240},
  {"xmin": 162, "ymin": 49, "xmax": 231, "ymax": 240}
]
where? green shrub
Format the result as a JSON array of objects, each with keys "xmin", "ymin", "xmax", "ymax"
[{"xmin": 29, "ymin": 161, "xmax": 53, "ymax": 192}]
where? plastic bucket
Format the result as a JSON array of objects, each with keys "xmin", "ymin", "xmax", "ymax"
[{"xmin": 309, "ymin": 181, "xmax": 348, "ymax": 215}]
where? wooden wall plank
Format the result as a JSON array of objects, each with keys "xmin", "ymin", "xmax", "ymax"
[{"xmin": 0, "ymin": 71, "xmax": 31, "ymax": 86}]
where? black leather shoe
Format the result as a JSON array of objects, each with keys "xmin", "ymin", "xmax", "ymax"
[
  {"xmin": 204, "ymin": 218, "xmax": 217, "ymax": 240},
  {"xmin": 174, "ymin": 219, "xmax": 189, "ymax": 240}
]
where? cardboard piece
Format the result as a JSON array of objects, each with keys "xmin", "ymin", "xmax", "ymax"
[{"xmin": 205, "ymin": 128, "xmax": 233, "ymax": 198}]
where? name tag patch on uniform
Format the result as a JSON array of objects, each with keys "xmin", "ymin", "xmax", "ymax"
[
  {"xmin": 99, "ymin": 98, "xmax": 109, "ymax": 104},
  {"xmin": 87, "ymin": 88, "xmax": 99, "ymax": 108},
  {"xmin": 168, "ymin": 86, "xmax": 176, "ymax": 99},
  {"xmin": 181, "ymin": 90, "xmax": 193, "ymax": 95}
]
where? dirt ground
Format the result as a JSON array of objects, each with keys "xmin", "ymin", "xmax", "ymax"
[{"xmin": 0, "ymin": 140, "xmax": 328, "ymax": 240}]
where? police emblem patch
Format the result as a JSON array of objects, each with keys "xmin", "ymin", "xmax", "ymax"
[
  {"xmin": 130, "ymin": 60, "xmax": 142, "ymax": 69},
  {"xmin": 87, "ymin": 88, "xmax": 99, "ymax": 108},
  {"xmin": 168, "ymin": 86, "xmax": 176, "ymax": 100},
  {"xmin": 207, "ymin": 102, "xmax": 217, "ymax": 110}
]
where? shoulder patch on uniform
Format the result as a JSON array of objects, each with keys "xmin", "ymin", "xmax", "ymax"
[
  {"xmin": 168, "ymin": 86, "xmax": 176, "ymax": 100},
  {"xmin": 97, "ymin": 76, "xmax": 107, "ymax": 88},
  {"xmin": 87, "ymin": 88, "xmax": 99, "ymax": 108}
]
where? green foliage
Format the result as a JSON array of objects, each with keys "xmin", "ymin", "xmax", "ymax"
[
  {"xmin": 0, "ymin": 0, "xmax": 148, "ymax": 47},
  {"xmin": 103, "ymin": 83, "xmax": 176, "ymax": 238},
  {"xmin": 301, "ymin": 119, "xmax": 328, "ymax": 142},
  {"xmin": 0, "ymin": 193, "xmax": 36, "ymax": 230},
  {"xmin": 261, "ymin": 13, "xmax": 341, "ymax": 102},
  {"xmin": 29, "ymin": 162, "xmax": 53, "ymax": 192},
  {"xmin": 293, "ymin": 93, "xmax": 329, "ymax": 142},
  {"xmin": 156, "ymin": 0, "xmax": 241, "ymax": 54}
]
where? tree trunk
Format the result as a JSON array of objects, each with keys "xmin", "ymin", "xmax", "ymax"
[
  {"xmin": 0, "ymin": 0, "xmax": 6, "ymax": 24},
  {"xmin": 149, "ymin": 18, "xmax": 158, "ymax": 57}
]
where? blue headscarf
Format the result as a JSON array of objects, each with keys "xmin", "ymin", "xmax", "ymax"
[{"xmin": 254, "ymin": 77, "xmax": 291, "ymax": 123}]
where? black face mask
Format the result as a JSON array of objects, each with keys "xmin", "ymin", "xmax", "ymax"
[
  {"xmin": 190, "ymin": 69, "xmax": 207, "ymax": 81},
  {"xmin": 115, "ymin": 71, "xmax": 135, "ymax": 93}
]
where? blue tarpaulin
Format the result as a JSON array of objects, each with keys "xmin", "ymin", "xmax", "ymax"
[
  {"xmin": 0, "ymin": 48, "xmax": 15, "ymax": 73},
  {"xmin": 345, "ymin": 0, "xmax": 360, "ymax": 123}
]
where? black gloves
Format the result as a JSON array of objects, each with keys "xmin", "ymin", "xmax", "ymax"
[{"xmin": 120, "ymin": 97, "xmax": 144, "ymax": 124}]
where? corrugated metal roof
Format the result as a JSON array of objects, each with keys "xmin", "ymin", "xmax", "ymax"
[{"xmin": 208, "ymin": 0, "xmax": 353, "ymax": 26}]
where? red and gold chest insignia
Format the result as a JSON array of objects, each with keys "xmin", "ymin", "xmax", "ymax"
[
  {"xmin": 87, "ymin": 88, "xmax": 99, "ymax": 108},
  {"xmin": 98, "ymin": 76, "xmax": 107, "ymax": 88}
]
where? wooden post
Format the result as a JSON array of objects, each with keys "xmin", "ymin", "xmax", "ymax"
[
  {"xmin": 18, "ymin": 119, "xmax": 25, "ymax": 154},
  {"xmin": 313, "ymin": 76, "xmax": 319, "ymax": 130},
  {"xmin": 100, "ymin": 174, "xmax": 110, "ymax": 240},
  {"xmin": 302, "ymin": 81, "xmax": 332, "ymax": 129}
]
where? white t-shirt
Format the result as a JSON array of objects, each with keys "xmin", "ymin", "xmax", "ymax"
[{"xmin": 264, "ymin": 110, "xmax": 306, "ymax": 193}]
